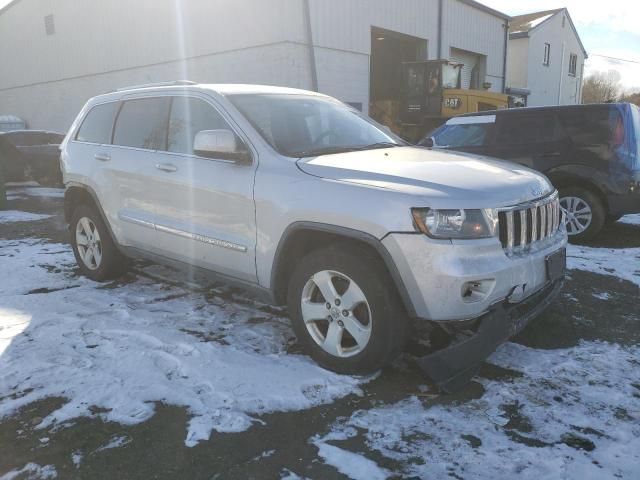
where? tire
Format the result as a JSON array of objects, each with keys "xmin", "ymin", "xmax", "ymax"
[
  {"xmin": 70, "ymin": 204, "xmax": 128, "ymax": 281},
  {"xmin": 287, "ymin": 243, "xmax": 408, "ymax": 375},
  {"xmin": 559, "ymin": 186, "xmax": 606, "ymax": 242}
]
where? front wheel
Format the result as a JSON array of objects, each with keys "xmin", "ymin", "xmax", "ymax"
[
  {"xmin": 287, "ymin": 244, "xmax": 407, "ymax": 375},
  {"xmin": 559, "ymin": 187, "xmax": 605, "ymax": 242}
]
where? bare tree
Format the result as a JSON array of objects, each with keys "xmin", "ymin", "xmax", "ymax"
[
  {"xmin": 582, "ymin": 70, "xmax": 622, "ymax": 104},
  {"xmin": 620, "ymin": 92, "xmax": 640, "ymax": 106}
]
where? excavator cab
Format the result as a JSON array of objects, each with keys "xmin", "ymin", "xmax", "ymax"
[{"xmin": 400, "ymin": 60, "xmax": 463, "ymax": 125}]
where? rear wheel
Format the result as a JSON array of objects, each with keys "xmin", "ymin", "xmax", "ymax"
[
  {"xmin": 559, "ymin": 186, "xmax": 605, "ymax": 242},
  {"xmin": 287, "ymin": 244, "xmax": 407, "ymax": 375},
  {"xmin": 70, "ymin": 205, "xmax": 128, "ymax": 281}
]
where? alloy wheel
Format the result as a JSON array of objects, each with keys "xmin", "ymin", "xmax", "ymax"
[
  {"xmin": 300, "ymin": 270, "xmax": 372, "ymax": 358},
  {"xmin": 560, "ymin": 196, "xmax": 593, "ymax": 236},
  {"xmin": 75, "ymin": 217, "xmax": 103, "ymax": 270}
]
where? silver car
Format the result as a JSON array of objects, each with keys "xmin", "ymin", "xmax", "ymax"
[{"xmin": 61, "ymin": 82, "xmax": 567, "ymax": 388}]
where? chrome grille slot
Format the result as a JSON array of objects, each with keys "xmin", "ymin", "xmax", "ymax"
[{"xmin": 498, "ymin": 193, "xmax": 561, "ymax": 254}]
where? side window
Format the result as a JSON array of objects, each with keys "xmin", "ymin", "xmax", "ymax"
[
  {"xmin": 167, "ymin": 97, "xmax": 234, "ymax": 155},
  {"xmin": 113, "ymin": 98, "xmax": 170, "ymax": 150},
  {"xmin": 558, "ymin": 107, "xmax": 611, "ymax": 146},
  {"xmin": 75, "ymin": 102, "xmax": 119, "ymax": 144},
  {"xmin": 543, "ymin": 43, "xmax": 551, "ymax": 66},
  {"xmin": 433, "ymin": 123, "xmax": 493, "ymax": 148},
  {"xmin": 496, "ymin": 115, "xmax": 557, "ymax": 145},
  {"xmin": 568, "ymin": 54, "xmax": 578, "ymax": 76}
]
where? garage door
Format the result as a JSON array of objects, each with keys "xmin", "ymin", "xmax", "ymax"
[{"xmin": 450, "ymin": 48, "xmax": 479, "ymax": 89}]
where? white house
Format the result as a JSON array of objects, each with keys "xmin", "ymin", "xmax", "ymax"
[
  {"xmin": 506, "ymin": 8, "xmax": 587, "ymax": 107},
  {"xmin": 0, "ymin": 0, "xmax": 510, "ymax": 131}
]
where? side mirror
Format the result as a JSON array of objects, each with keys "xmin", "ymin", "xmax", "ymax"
[
  {"xmin": 421, "ymin": 136, "xmax": 435, "ymax": 148},
  {"xmin": 193, "ymin": 130, "xmax": 251, "ymax": 164}
]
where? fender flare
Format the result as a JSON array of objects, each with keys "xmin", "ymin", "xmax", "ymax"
[
  {"xmin": 271, "ymin": 221, "xmax": 418, "ymax": 318},
  {"xmin": 64, "ymin": 183, "xmax": 123, "ymax": 253}
]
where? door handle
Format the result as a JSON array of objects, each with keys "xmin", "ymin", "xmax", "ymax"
[
  {"xmin": 156, "ymin": 163, "xmax": 178, "ymax": 173},
  {"xmin": 94, "ymin": 153, "xmax": 111, "ymax": 162}
]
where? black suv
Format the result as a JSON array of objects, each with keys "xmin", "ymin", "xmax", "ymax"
[
  {"xmin": 421, "ymin": 103, "xmax": 640, "ymax": 241},
  {"xmin": 0, "ymin": 130, "xmax": 65, "ymax": 186}
]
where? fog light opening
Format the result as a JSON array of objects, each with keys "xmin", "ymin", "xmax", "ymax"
[{"xmin": 461, "ymin": 279, "xmax": 496, "ymax": 304}]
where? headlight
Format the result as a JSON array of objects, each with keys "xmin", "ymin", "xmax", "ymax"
[{"xmin": 411, "ymin": 208, "xmax": 498, "ymax": 239}]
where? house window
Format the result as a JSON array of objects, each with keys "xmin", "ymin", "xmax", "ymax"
[
  {"xmin": 569, "ymin": 54, "xmax": 578, "ymax": 76},
  {"xmin": 543, "ymin": 43, "xmax": 551, "ymax": 66}
]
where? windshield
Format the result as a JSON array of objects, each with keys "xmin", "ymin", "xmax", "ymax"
[
  {"xmin": 228, "ymin": 93, "xmax": 403, "ymax": 157},
  {"xmin": 427, "ymin": 122, "xmax": 491, "ymax": 148}
]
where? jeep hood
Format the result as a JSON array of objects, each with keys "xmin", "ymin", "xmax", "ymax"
[{"xmin": 297, "ymin": 147, "xmax": 554, "ymax": 208}]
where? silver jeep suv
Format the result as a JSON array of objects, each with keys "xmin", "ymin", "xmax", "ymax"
[{"xmin": 61, "ymin": 82, "xmax": 567, "ymax": 386}]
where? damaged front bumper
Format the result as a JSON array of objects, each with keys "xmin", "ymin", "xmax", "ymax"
[{"xmin": 417, "ymin": 277, "xmax": 565, "ymax": 393}]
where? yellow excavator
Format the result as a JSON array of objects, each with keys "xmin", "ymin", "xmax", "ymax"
[{"xmin": 372, "ymin": 60, "xmax": 510, "ymax": 142}]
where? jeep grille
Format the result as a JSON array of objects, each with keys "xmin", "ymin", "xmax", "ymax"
[{"xmin": 498, "ymin": 193, "xmax": 562, "ymax": 254}]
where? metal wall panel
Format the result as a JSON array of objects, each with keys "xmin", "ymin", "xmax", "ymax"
[
  {"xmin": 0, "ymin": 0, "xmax": 307, "ymax": 90},
  {"xmin": 441, "ymin": 0, "xmax": 507, "ymax": 92},
  {"xmin": 0, "ymin": 0, "xmax": 509, "ymax": 127}
]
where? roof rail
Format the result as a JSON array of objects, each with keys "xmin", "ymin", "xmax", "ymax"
[{"xmin": 116, "ymin": 80, "xmax": 197, "ymax": 92}]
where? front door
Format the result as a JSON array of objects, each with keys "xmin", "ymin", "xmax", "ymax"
[{"xmin": 149, "ymin": 94, "xmax": 258, "ymax": 283}]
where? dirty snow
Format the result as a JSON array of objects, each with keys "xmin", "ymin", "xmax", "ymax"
[
  {"xmin": 315, "ymin": 341, "xmax": 640, "ymax": 479},
  {"xmin": 5, "ymin": 187, "xmax": 64, "ymax": 200},
  {"xmin": 316, "ymin": 443, "xmax": 389, "ymax": 480},
  {"xmin": 0, "ymin": 463, "xmax": 57, "ymax": 480},
  {"xmin": 567, "ymin": 244, "xmax": 640, "ymax": 287},
  {"xmin": 0, "ymin": 239, "xmax": 365, "ymax": 447},
  {"xmin": 70, "ymin": 451, "xmax": 83, "ymax": 468},
  {"xmin": 0, "ymin": 210, "xmax": 51, "ymax": 224},
  {"xmin": 93, "ymin": 434, "xmax": 132, "ymax": 453},
  {"xmin": 620, "ymin": 214, "xmax": 640, "ymax": 226}
]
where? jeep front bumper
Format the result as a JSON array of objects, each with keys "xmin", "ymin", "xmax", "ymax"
[{"xmin": 382, "ymin": 230, "xmax": 568, "ymax": 322}]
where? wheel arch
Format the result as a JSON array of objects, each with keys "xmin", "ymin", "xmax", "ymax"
[
  {"xmin": 270, "ymin": 222, "xmax": 417, "ymax": 318},
  {"xmin": 64, "ymin": 184, "xmax": 122, "ymax": 251},
  {"xmin": 545, "ymin": 167, "xmax": 610, "ymax": 212}
]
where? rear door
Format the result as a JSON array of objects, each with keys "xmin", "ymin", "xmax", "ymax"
[
  {"xmin": 148, "ymin": 94, "xmax": 258, "ymax": 282},
  {"xmin": 107, "ymin": 96, "xmax": 171, "ymax": 250},
  {"xmin": 556, "ymin": 105, "xmax": 612, "ymax": 173},
  {"xmin": 491, "ymin": 112, "xmax": 565, "ymax": 171}
]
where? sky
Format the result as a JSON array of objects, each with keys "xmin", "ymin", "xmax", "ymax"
[
  {"xmin": 480, "ymin": 0, "xmax": 640, "ymax": 92},
  {"xmin": 1, "ymin": 0, "xmax": 638, "ymax": 92}
]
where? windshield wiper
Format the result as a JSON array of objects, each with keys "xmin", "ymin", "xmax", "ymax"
[
  {"xmin": 290, "ymin": 146, "xmax": 363, "ymax": 158},
  {"xmin": 351, "ymin": 142, "xmax": 401, "ymax": 151},
  {"xmin": 291, "ymin": 142, "xmax": 401, "ymax": 158}
]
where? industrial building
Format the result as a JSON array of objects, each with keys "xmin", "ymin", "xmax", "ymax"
[{"xmin": 0, "ymin": 0, "xmax": 510, "ymax": 131}]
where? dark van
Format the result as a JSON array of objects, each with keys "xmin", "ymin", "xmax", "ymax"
[{"xmin": 420, "ymin": 103, "xmax": 640, "ymax": 240}]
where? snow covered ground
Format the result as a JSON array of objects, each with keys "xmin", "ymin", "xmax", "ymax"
[
  {"xmin": 567, "ymin": 244, "xmax": 640, "ymax": 287},
  {"xmin": 314, "ymin": 341, "xmax": 640, "ymax": 479},
  {"xmin": 1, "ymin": 193, "xmax": 639, "ymax": 478},
  {"xmin": 5, "ymin": 187, "xmax": 64, "ymax": 201},
  {"xmin": 0, "ymin": 239, "xmax": 365, "ymax": 449},
  {"xmin": 0, "ymin": 211, "xmax": 51, "ymax": 224},
  {"xmin": 620, "ymin": 214, "xmax": 640, "ymax": 226}
]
